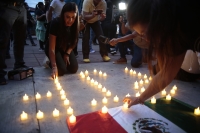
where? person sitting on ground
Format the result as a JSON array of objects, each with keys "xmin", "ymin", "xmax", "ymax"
[
  {"xmin": 123, "ymin": 0, "xmax": 200, "ymax": 107},
  {"xmin": 46, "ymin": 2, "xmax": 79, "ymax": 79}
]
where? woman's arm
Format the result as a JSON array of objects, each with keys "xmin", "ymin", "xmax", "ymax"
[
  {"xmin": 49, "ymin": 34, "xmax": 57, "ymax": 78},
  {"xmin": 36, "ymin": 14, "xmax": 46, "ymax": 21}
]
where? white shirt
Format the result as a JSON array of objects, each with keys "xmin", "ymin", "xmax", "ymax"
[{"xmin": 50, "ymin": 0, "xmax": 65, "ymax": 19}]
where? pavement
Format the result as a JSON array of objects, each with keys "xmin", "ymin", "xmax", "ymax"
[{"xmin": 0, "ymin": 37, "xmax": 200, "ymax": 133}]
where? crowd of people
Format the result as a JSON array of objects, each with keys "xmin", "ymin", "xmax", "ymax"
[{"xmin": 0, "ymin": 0, "xmax": 200, "ymax": 108}]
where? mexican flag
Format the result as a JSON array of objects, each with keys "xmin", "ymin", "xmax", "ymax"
[{"xmin": 67, "ymin": 98, "xmax": 200, "ymax": 133}]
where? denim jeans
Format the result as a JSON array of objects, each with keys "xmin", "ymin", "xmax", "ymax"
[
  {"xmin": 82, "ymin": 21, "xmax": 108, "ymax": 59},
  {"xmin": 0, "ymin": 3, "xmax": 26, "ymax": 76},
  {"xmin": 89, "ymin": 28, "xmax": 95, "ymax": 50}
]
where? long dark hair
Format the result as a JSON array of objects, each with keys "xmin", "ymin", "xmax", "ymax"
[
  {"xmin": 35, "ymin": 2, "xmax": 44, "ymax": 13},
  {"xmin": 59, "ymin": 2, "xmax": 79, "ymax": 50},
  {"xmin": 127, "ymin": 0, "xmax": 187, "ymax": 74}
]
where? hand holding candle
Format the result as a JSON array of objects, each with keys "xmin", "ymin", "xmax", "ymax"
[{"xmin": 123, "ymin": 102, "xmax": 128, "ymax": 109}]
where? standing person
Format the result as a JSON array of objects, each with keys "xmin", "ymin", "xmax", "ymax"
[
  {"xmin": 47, "ymin": 2, "xmax": 79, "ymax": 78},
  {"xmin": 35, "ymin": 2, "xmax": 46, "ymax": 51},
  {"xmin": 24, "ymin": 2, "xmax": 37, "ymax": 46},
  {"xmin": 0, "ymin": 0, "xmax": 31, "ymax": 85},
  {"xmin": 82, "ymin": 0, "xmax": 110, "ymax": 63},
  {"xmin": 123, "ymin": 0, "xmax": 200, "ymax": 107}
]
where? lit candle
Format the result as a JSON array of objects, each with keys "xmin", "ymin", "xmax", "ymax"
[
  {"xmin": 166, "ymin": 94, "xmax": 171, "ymax": 100},
  {"xmin": 170, "ymin": 89, "xmax": 175, "ymax": 95},
  {"xmin": 85, "ymin": 70, "xmax": 88, "ymax": 75},
  {"xmin": 54, "ymin": 78, "xmax": 58, "ymax": 84},
  {"xmin": 56, "ymin": 83, "xmax": 62, "ymax": 90},
  {"xmin": 23, "ymin": 94, "xmax": 29, "ymax": 101},
  {"xmin": 80, "ymin": 71, "xmax": 83, "ymax": 76},
  {"xmin": 36, "ymin": 110, "xmax": 44, "ymax": 119},
  {"xmin": 126, "ymin": 93, "xmax": 130, "ymax": 97},
  {"xmin": 94, "ymin": 69, "xmax": 97, "ymax": 73},
  {"xmin": 106, "ymin": 90, "xmax": 111, "ymax": 97},
  {"xmin": 113, "ymin": 95, "xmax": 119, "ymax": 102},
  {"xmin": 35, "ymin": 92, "xmax": 41, "ymax": 99},
  {"xmin": 53, "ymin": 108, "xmax": 59, "ymax": 117},
  {"xmin": 130, "ymin": 69, "xmax": 133, "ymax": 74},
  {"xmin": 161, "ymin": 89, "xmax": 166, "ymax": 96},
  {"xmin": 141, "ymin": 87, "xmax": 145, "ymax": 93},
  {"xmin": 149, "ymin": 76, "xmax": 152, "ymax": 81},
  {"xmin": 99, "ymin": 71, "xmax": 102, "ymax": 75},
  {"xmin": 134, "ymin": 81, "xmax": 138, "ymax": 86},
  {"xmin": 86, "ymin": 76, "xmax": 90, "ymax": 81},
  {"xmin": 194, "ymin": 107, "xmax": 200, "ymax": 115},
  {"xmin": 123, "ymin": 102, "xmax": 128, "ymax": 109},
  {"xmin": 102, "ymin": 106, "xmax": 108, "ymax": 114},
  {"xmin": 125, "ymin": 67, "xmax": 128, "ymax": 72},
  {"xmin": 136, "ymin": 92, "xmax": 140, "ymax": 97},
  {"xmin": 151, "ymin": 96, "xmax": 156, "ymax": 104},
  {"xmin": 133, "ymin": 70, "xmax": 136, "ymax": 75},
  {"xmin": 61, "ymin": 94, "xmax": 66, "ymax": 100},
  {"xmin": 98, "ymin": 84, "xmax": 102, "ymax": 89},
  {"xmin": 139, "ymin": 79, "xmax": 143, "ymax": 85},
  {"xmin": 102, "ymin": 97, "xmax": 108, "ymax": 104},
  {"xmin": 102, "ymin": 87, "xmax": 107, "ymax": 92},
  {"xmin": 138, "ymin": 72, "xmax": 142, "ymax": 77},
  {"xmin": 46, "ymin": 91, "xmax": 52, "ymax": 97},
  {"xmin": 91, "ymin": 78, "xmax": 94, "ymax": 83},
  {"xmin": 103, "ymin": 72, "xmax": 107, "ymax": 77},
  {"xmin": 67, "ymin": 107, "xmax": 73, "ymax": 115},
  {"xmin": 91, "ymin": 99, "xmax": 97, "ymax": 106},
  {"xmin": 20, "ymin": 111, "xmax": 28, "ymax": 120},
  {"xmin": 172, "ymin": 85, "xmax": 177, "ymax": 90},
  {"xmin": 81, "ymin": 74, "xmax": 85, "ymax": 78},
  {"xmin": 60, "ymin": 89, "xmax": 65, "ymax": 95},
  {"xmin": 144, "ymin": 74, "xmax": 147, "ymax": 79},
  {"xmin": 94, "ymin": 81, "xmax": 98, "ymax": 85},
  {"xmin": 64, "ymin": 98, "xmax": 70, "ymax": 105},
  {"xmin": 69, "ymin": 114, "xmax": 76, "ymax": 123},
  {"xmin": 134, "ymin": 84, "xmax": 139, "ymax": 89},
  {"xmin": 145, "ymin": 79, "xmax": 149, "ymax": 84}
]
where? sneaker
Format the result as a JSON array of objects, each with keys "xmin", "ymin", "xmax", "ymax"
[
  {"xmin": 90, "ymin": 49, "xmax": 95, "ymax": 53},
  {"xmin": 39, "ymin": 48, "xmax": 44, "ymax": 52},
  {"xmin": 110, "ymin": 50, "xmax": 117, "ymax": 55},
  {"xmin": 83, "ymin": 59, "xmax": 90, "ymax": 63},
  {"xmin": 102, "ymin": 55, "xmax": 110, "ymax": 62},
  {"xmin": 43, "ymin": 56, "xmax": 50, "ymax": 68},
  {"xmin": 113, "ymin": 58, "xmax": 127, "ymax": 64}
]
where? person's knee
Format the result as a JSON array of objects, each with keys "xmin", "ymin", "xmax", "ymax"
[{"xmin": 58, "ymin": 67, "xmax": 67, "ymax": 76}]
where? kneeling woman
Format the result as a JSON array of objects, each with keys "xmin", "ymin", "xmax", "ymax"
[{"xmin": 46, "ymin": 3, "xmax": 79, "ymax": 78}]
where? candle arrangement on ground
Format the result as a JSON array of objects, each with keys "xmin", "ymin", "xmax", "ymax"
[
  {"xmin": 67, "ymin": 107, "xmax": 73, "ymax": 115},
  {"xmin": 23, "ymin": 94, "xmax": 29, "ymax": 101},
  {"xmin": 37, "ymin": 110, "xmax": 44, "ymax": 119},
  {"xmin": 46, "ymin": 91, "xmax": 52, "ymax": 97},
  {"xmin": 20, "ymin": 111, "xmax": 28, "ymax": 120},
  {"xmin": 113, "ymin": 95, "xmax": 119, "ymax": 102},
  {"xmin": 53, "ymin": 108, "xmax": 59, "ymax": 117},
  {"xmin": 91, "ymin": 99, "xmax": 97, "ymax": 106}
]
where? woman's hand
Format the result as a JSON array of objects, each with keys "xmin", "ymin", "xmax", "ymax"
[
  {"xmin": 64, "ymin": 54, "xmax": 70, "ymax": 66},
  {"xmin": 109, "ymin": 38, "xmax": 118, "ymax": 46},
  {"xmin": 51, "ymin": 66, "xmax": 58, "ymax": 79},
  {"xmin": 123, "ymin": 96, "xmax": 143, "ymax": 108}
]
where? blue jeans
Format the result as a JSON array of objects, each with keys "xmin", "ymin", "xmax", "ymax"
[
  {"xmin": 89, "ymin": 28, "xmax": 95, "ymax": 50},
  {"xmin": 118, "ymin": 40, "xmax": 142, "ymax": 68},
  {"xmin": 0, "ymin": 2, "xmax": 26, "ymax": 76}
]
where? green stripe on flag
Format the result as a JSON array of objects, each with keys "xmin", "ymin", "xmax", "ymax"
[{"xmin": 145, "ymin": 97, "xmax": 200, "ymax": 133}]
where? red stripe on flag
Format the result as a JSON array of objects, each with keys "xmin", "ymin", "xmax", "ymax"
[{"xmin": 67, "ymin": 111, "xmax": 127, "ymax": 133}]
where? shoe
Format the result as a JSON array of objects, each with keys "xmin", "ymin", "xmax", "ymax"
[
  {"xmin": 83, "ymin": 59, "xmax": 90, "ymax": 63},
  {"xmin": 113, "ymin": 58, "xmax": 127, "ymax": 64},
  {"xmin": 43, "ymin": 56, "xmax": 50, "ymax": 68},
  {"xmin": 32, "ymin": 44, "xmax": 37, "ymax": 46},
  {"xmin": 110, "ymin": 50, "xmax": 117, "ymax": 55},
  {"xmin": 90, "ymin": 49, "xmax": 95, "ymax": 53},
  {"xmin": 102, "ymin": 55, "xmax": 110, "ymax": 62},
  {"xmin": 39, "ymin": 48, "xmax": 44, "ymax": 52}
]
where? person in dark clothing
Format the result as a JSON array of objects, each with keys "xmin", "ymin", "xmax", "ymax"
[
  {"xmin": 47, "ymin": 2, "xmax": 79, "ymax": 78},
  {"xmin": 0, "ymin": 0, "xmax": 31, "ymax": 85}
]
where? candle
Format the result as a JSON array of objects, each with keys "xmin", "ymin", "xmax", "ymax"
[
  {"xmin": 172, "ymin": 85, "xmax": 177, "ymax": 90},
  {"xmin": 56, "ymin": 83, "xmax": 62, "ymax": 90},
  {"xmin": 113, "ymin": 95, "xmax": 119, "ymax": 102},
  {"xmin": 46, "ymin": 91, "xmax": 52, "ymax": 97},
  {"xmin": 60, "ymin": 89, "xmax": 65, "ymax": 95},
  {"xmin": 170, "ymin": 89, "xmax": 175, "ymax": 95},
  {"xmin": 98, "ymin": 84, "xmax": 102, "ymax": 89},
  {"xmin": 126, "ymin": 93, "xmax": 130, "ymax": 97},
  {"xmin": 99, "ymin": 71, "xmax": 102, "ymax": 75},
  {"xmin": 80, "ymin": 71, "xmax": 83, "ymax": 76},
  {"xmin": 94, "ymin": 69, "xmax": 97, "ymax": 73},
  {"xmin": 54, "ymin": 78, "xmax": 58, "ymax": 84},
  {"xmin": 20, "ymin": 111, "xmax": 28, "ymax": 120},
  {"xmin": 103, "ymin": 72, "xmax": 107, "ymax": 77},
  {"xmin": 106, "ymin": 90, "xmax": 111, "ymax": 97},
  {"xmin": 123, "ymin": 102, "xmax": 128, "ymax": 109},
  {"xmin": 166, "ymin": 94, "xmax": 171, "ymax": 100},
  {"xmin": 35, "ymin": 92, "xmax": 41, "ymax": 99},
  {"xmin": 81, "ymin": 74, "xmax": 85, "ymax": 78},
  {"xmin": 67, "ymin": 107, "xmax": 73, "ymax": 115},
  {"xmin": 102, "ymin": 97, "xmax": 108, "ymax": 104},
  {"xmin": 102, "ymin": 106, "xmax": 108, "ymax": 114},
  {"xmin": 53, "ymin": 108, "xmax": 59, "ymax": 117},
  {"xmin": 64, "ymin": 98, "xmax": 70, "ymax": 105},
  {"xmin": 102, "ymin": 87, "xmax": 107, "ymax": 92},
  {"xmin": 145, "ymin": 79, "xmax": 149, "ymax": 84},
  {"xmin": 133, "ymin": 70, "xmax": 136, "ymax": 75},
  {"xmin": 86, "ymin": 76, "xmax": 90, "ymax": 81},
  {"xmin": 61, "ymin": 94, "xmax": 66, "ymax": 100},
  {"xmin": 141, "ymin": 87, "xmax": 145, "ymax": 93},
  {"xmin": 144, "ymin": 74, "xmax": 147, "ymax": 79},
  {"xmin": 130, "ymin": 69, "xmax": 133, "ymax": 74},
  {"xmin": 151, "ymin": 96, "xmax": 156, "ymax": 104},
  {"xmin": 136, "ymin": 92, "xmax": 140, "ymax": 97},
  {"xmin": 194, "ymin": 107, "xmax": 200, "ymax": 115},
  {"xmin": 125, "ymin": 67, "xmax": 128, "ymax": 72},
  {"xmin": 149, "ymin": 76, "xmax": 152, "ymax": 81},
  {"xmin": 91, "ymin": 99, "xmax": 97, "ymax": 106},
  {"xmin": 91, "ymin": 78, "xmax": 94, "ymax": 83},
  {"xmin": 138, "ymin": 72, "xmax": 142, "ymax": 77},
  {"xmin": 36, "ymin": 110, "xmax": 44, "ymax": 119},
  {"xmin": 161, "ymin": 89, "xmax": 166, "ymax": 96},
  {"xmin": 23, "ymin": 94, "xmax": 29, "ymax": 101},
  {"xmin": 134, "ymin": 81, "xmax": 138, "ymax": 86},
  {"xmin": 139, "ymin": 79, "xmax": 143, "ymax": 85},
  {"xmin": 85, "ymin": 70, "xmax": 88, "ymax": 75},
  {"xmin": 94, "ymin": 81, "xmax": 98, "ymax": 85},
  {"xmin": 134, "ymin": 84, "xmax": 139, "ymax": 89},
  {"xmin": 69, "ymin": 114, "xmax": 76, "ymax": 123}
]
